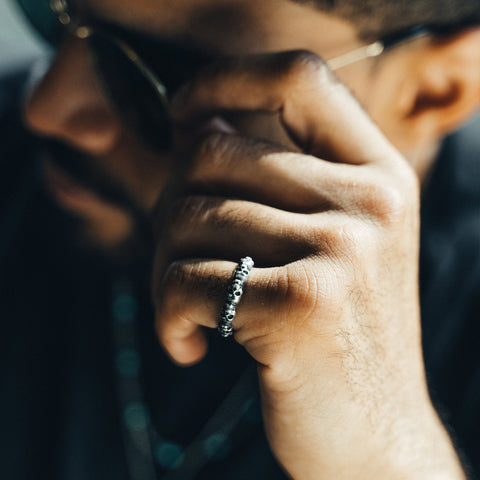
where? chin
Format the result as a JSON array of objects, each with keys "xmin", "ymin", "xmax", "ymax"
[{"xmin": 61, "ymin": 206, "xmax": 154, "ymax": 269}]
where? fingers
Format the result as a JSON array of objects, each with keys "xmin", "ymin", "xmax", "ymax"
[
  {"xmin": 171, "ymin": 50, "xmax": 401, "ymax": 165},
  {"xmin": 154, "ymin": 259, "xmax": 287, "ymax": 366},
  {"xmin": 183, "ymin": 132, "xmax": 363, "ymax": 213},
  {"xmin": 161, "ymin": 196, "xmax": 315, "ymax": 266},
  {"xmin": 154, "ymin": 50, "xmax": 418, "ymax": 372},
  {"xmin": 165, "ymin": 132, "xmax": 409, "ymax": 228}
]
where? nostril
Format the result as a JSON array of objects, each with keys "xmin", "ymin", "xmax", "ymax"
[
  {"xmin": 59, "ymin": 108, "xmax": 123, "ymax": 155},
  {"xmin": 23, "ymin": 81, "xmax": 123, "ymax": 156}
]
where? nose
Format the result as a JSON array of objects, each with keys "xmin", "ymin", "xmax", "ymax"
[{"xmin": 24, "ymin": 37, "xmax": 123, "ymax": 156}]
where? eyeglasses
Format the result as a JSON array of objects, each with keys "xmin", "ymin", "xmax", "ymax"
[
  {"xmin": 18, "ymin": 0, "xmax": 218, "ymax": 151},
  {"xmin": 17, "ymin": 0, "xmax": 436, "ymax": 151}
]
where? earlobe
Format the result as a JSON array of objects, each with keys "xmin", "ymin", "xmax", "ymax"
[{"xmin": 404, "ymin": 27, "xmax": 480, "ymax": 139}]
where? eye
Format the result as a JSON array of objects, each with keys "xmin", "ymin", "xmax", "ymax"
[{"xmin": 87, "ymin": 29, "xmax": 174, "ymax": 151}]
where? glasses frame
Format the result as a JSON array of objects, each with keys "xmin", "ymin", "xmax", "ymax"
[
  {"xmin": 21, "ymin": 0, "xmax": 457, "ymax": 153},
  {"xmin": 49, "ymin": 0, "xmax": 170, "ymax": 106},
  {"xmin": 47, "ymin": 0, "xmax": 434, "ymax": 90}
]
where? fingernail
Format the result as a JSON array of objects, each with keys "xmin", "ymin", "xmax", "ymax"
[{"xmin": 198, "ymin": 116, "xmax": 238, "ymax": 135}]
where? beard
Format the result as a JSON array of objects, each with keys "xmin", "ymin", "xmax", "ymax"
[
  {"xmin": 38, "ymin": 137, "xmax": 156, "ymax": 269},
  {"xmin": 69, "ymin": 212, "xmax": 154, "ymax": 268}
]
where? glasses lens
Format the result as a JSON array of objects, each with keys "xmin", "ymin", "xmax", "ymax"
[
  {"xmin": 89, "ymin": 31, "xmax": 173, "ymax": 152},
  {"xmin": 16, "ymin": 0, "xmax": 63, "ymax": 45}
]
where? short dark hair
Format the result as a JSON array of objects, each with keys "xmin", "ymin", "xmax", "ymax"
[{"xmin": 293, "ymin": 0, "xmax": 480, "ymax": 39}]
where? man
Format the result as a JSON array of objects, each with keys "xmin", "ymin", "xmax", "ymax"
[{"xmin": 2, "ymin": 0, "xmax": 480, "ymax": 478}]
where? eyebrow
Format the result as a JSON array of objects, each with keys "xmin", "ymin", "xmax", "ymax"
[
  {"xmin": 78, "ymin": 0, "xmax": 264, "ymax": 45},
  {"xmin": 66, "ymin": 0, "xmax": 164, "ymax": 43},
  {"xmin": 78, "ymin": 0, "xmax": 173, "ymax": 35}
]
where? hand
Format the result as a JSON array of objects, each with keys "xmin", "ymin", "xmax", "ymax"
[{"xmin": 152, "ymin": 51, "xmax": 465, "ymax": 479}]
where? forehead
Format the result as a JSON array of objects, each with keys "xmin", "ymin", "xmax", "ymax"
[
  {"xmin": 79, "ymin": 0, "xmax": 360, "ymax": 54},
  {"xmin": 82, "ymin": 0, "xmax": 300, "ymax": 29}
]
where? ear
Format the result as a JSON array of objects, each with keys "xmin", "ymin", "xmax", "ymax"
[
  {"xmin": 367, "ymin": 27, "xmax": 480, "ymax": 159},
  {"xmin": 396, "ymin": 27, "xmax": 480, "ymax": 145}
]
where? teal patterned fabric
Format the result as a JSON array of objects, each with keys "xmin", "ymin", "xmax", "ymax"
[{"xmin": 16, "ymin": 0, "xmax": 60, "ymax": 45}]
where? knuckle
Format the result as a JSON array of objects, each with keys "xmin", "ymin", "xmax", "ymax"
[
  {"xmin": 313, "ymin": 220, "xmax": 381, "ymax": 279},
  {"xmin": 323, "ymin": 221, "xmax": 372, "ymax": 260},
  {"xmin": 281, "ymin": 50, "xmax": 329, "ymax": 86},
  {"xmin": 168, "ymin": 196, "xmax": 254, "ymax": 241},
  {"xmin": 160, "ymin": 262, "xmax": 191, "ymax": 309},
  {"xmin": 281, "ymin": 263, "xmax": 322, "ymax": 318},
  {"xmin": 198, "ymin": 132, "xmax": 228, "ymax": 162},
  {"xmin": 358, "ymin": 170, "xmax": 419, "ymax": 226},
  {"xmin": 375, "ymin": 184, "xmax": 415, "ymax": 225},
  {"xmin": 190, "ymin": 133, "xmax": 230, "ymax": 180},
  {"xmin": 168, "ymin": 196, "xmax": 207, "ymax": 238},
  {"xmin": 371, "ymin": 183, "xmax": 408, "ymax": 220},
  {"xmin": 206, "ymin": 201, "xmax": 243, "ymax": 231},
  {"xmin": 190, "ymin": 133, "xmax": 251, "ymax": 187},
  {"xmin": 278, "ymin": 261, "xmax": 348, "ymax": 335}
]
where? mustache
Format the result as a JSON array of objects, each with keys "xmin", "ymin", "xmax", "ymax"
[
  {"xmin": 39, "ymin": 137, "xmax": 157, "ymax": 253},
  {"xmin": 41, "ymin": 138, "xmax": 147, "ymax": 218}
]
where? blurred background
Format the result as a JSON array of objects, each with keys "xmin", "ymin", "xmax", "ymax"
[{"xmin": 0, "ymin": 0, "xmax": 48, "ymax": 74}]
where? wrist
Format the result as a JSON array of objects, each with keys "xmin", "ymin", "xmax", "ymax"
[{"xmin": 263, "ymin": 383, "xmax": 466, "ymax": 480}]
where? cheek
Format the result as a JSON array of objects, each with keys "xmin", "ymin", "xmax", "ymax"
[
  {"xmin": 335, "ymin": 64, "xmax": 374, "ymax": 106},
  {"xmin": 335, "ymin": 62, "xmax": 410, "ymax": 153}
]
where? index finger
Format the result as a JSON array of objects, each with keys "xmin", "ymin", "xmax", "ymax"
[{"xmin": 171, "ymin": 50, "xmax": 401, "ymax": 165}]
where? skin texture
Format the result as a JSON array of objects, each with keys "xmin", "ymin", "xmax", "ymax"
[
  {"xmin": 23, "ymin": 0, "xmax": 480, "ymax": 477},
  {"xmin": 153, "ymin": 52, "xmax": 463, "ymax": 478}
]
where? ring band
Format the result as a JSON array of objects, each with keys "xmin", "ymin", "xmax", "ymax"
[{"xmin": 218, "ymin": 257, "xmax": 254, "ymax": 338}]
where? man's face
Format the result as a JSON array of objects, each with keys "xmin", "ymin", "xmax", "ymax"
[{"xmin": 23, "ymin": 0, "xmax": 415, "ymax": 249}]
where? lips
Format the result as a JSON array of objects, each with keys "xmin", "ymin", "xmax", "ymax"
[
  {"xmin": 43, "ymin": 157, "xmax": 110, "ymax": 211},
  {"xmin": 40, "ymin": 144, "xmax": 154, "ymax": 255},
  {"xmin": 39, "ymin": 139, "xmax": 142, "ymax": 215}
]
